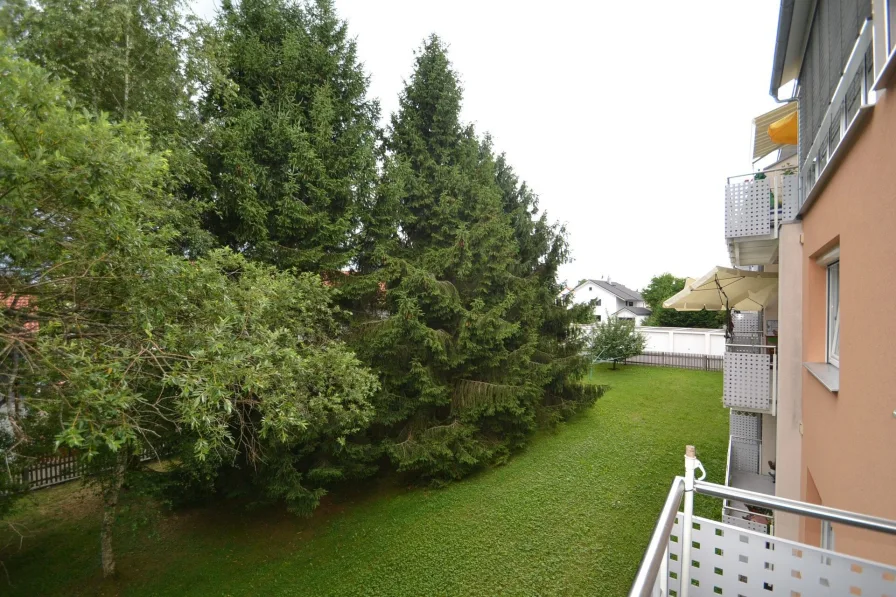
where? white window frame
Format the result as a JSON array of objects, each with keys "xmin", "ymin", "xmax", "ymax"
[{"xmin": 818, "ymin": 247, "xmax": 841, "ymax": 368}]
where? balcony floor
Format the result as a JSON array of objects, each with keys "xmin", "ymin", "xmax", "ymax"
[
  {"xmin": 728, "ymin": 470, "xmax": 776, "ymax": 528},
  {"xmin": 730, "ymin": 470, "xmax": 775, "ymax": 495}
]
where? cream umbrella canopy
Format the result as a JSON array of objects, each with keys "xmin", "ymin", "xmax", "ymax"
[{"xmin": 663, "ymin": 267, "xmax": 778, "ymax": 312}]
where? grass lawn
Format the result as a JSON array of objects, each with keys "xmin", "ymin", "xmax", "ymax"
[{"xmin": 1, "ymin": 364, "xmax": 726, "ymax": 596}]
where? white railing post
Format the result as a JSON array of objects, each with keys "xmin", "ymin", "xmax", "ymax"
[{"xmin": 680, "ymin": 446, "xmax": 696, "ymax": 597}]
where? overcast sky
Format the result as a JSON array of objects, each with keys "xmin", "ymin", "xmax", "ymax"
[{"xmin": 192, "ymin": 0, "xmax": 783, "ymax": 290}]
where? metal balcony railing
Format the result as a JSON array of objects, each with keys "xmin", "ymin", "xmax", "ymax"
[
  {"xmin": 802, "ymin": 19, "xmax": 876, "ymax": 208},
  {"xmin": 731, "ymin": 311, "xmax": 762, "ymax": 335},
  {"xmin": 724, "ymin": 435, "xmax": 774, "ymax": 534},
  {"xmin": 629, "ymin": 447, "xmax": 896, "ymax": 597},
  {"xmin": 725, "ymin": 170, "xmax": 799, "ymax": 240},
  {"xmin": 723, "ymin": 344, "xmax": 777, "ymax": 414}
]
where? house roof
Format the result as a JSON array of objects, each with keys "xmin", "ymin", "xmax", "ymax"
[
  {"xmin": 613, "ymin": 306, "xmax": 652, "ymax": 317},
  {"xmin": 565, "ymin": 279, "xmax": 645, "ymax": 303},
  {"xmin": 769, "ymin": 0, "xmax": 814, "ymax": 99},
  {"xmin": 579, "ymin": 279, "xmax": 644, "ymax": 302},
  {"xmin": 1, "ymin": 294, "xmax": 38, "ymax": 332}
]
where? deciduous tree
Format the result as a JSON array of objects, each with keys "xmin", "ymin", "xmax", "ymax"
[
  {"xmin": 1, "ymin": 0, "xmax": 216, "ymax": 255},
  {"xmin": 590, "ymin": 318, "xmax": 646, "ymax": 370},
  {"xmin": 642, "ymin": 273, "xmax": 725, "ymax": 328},
  {"xmin": 0, "ymin": 48, "xmax": 377, "ymax": 577}
]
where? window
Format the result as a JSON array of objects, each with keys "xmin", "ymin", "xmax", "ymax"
[
  {"xmin": 596, "ymin": 299, "xmax": 601, "ymax": 306},
  {"xmin": 827, "ymin": 261, "xmax": 840, "ymax": 367},
  {"xmin": 626, "ymin": 300, "xmax": 634, "ymax": 307},
  {"xmin": 588, "ymin": 286, "xmax": 592, "ymax": 291},
  {"xmin": 596, "ymin": 315, "xmax": 602, "ymax": 323}
]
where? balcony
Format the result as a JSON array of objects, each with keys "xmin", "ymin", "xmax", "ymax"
[
  {"xmin": 629, "ymin": 447, "xmax": 896, "ymax": 597},
  {"xmin": 723, "ymin": 344, "xmax": 777, "ymax": 414},
  {"xmin": 724, "ymin": 170, "xmax": 798, "ymax": 267},
  {"xmin": 724, "ymin": 434, "xmax": 774, "ymax": 534}
]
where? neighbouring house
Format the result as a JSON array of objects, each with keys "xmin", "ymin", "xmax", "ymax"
[
  {"xmin": 631, "ymin": 2, "xmax": 896, "ymax": 593},
  {"xmin": 564, "ymin": 278, "xmax": 651, "ymax": 325}
]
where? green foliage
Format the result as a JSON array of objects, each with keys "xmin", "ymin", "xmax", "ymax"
[
  {"xmin": 0, "ymin": 428, "xmax": 26, "ymax": 519},
  {"xmin": 0, "ymin": 365, "xmax": 725, "ymax": 596},
  {"xmin": 347, "ymin": 36, "xmax": 601, "ymax": 482},
  {"xmin": 3, "ymin": 0, "xmax": 604, "ymax": 546},
  {"xmin": 0, "ymin": 46, "xmax": 378, "ymax": 573},
  {"xmin": 642, "ymin": 273, "xmax": 725, "ymax": 328},
  {"xmin": 200, "ymin": 0, "xmax": 379, "ymax": 272},
  {"xmin": 2, "ymin": 0, "xmax": 200, "ymax": 128},
  {"xmin": 1, "ymin": 0, "xmax": 217, "ymax": 256},
  {"xmin": 590, "ymin": 317, "xmax": 646, "ymax": 368}
]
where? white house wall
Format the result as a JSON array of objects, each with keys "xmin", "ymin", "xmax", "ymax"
[
  {"xmin": 567, "ymin": 284, "xmax": 619, "ymax": 321},
  {"xmin": 567, "ymin": 282, "xmax": 646, "ymax": 321}
]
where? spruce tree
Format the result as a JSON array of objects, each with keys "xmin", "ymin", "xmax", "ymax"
[
  {"xmin": 492, "ymin": 152, "xmax": 604, "ymax": 422},
  {"xmin": 350, "ymin": 37, "xmax": 601, "ymax": 481},
  {"xmin": 201, "ymin": 0, "xmax": 379, "ymax": 272}
]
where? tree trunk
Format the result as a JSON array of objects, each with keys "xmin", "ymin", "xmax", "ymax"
[
  {"xmin": 123, "ymin": 0, "xmax": 131, "ymax": 120},
  {"xmin": 612, "ymin": 359, "xmax": 617, "ymax": 370},
  {"xmin": 100, "ymin": 453, "xmax": 127, "ymax": 578}
]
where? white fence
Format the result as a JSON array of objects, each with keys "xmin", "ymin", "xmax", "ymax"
[{"xmin": 639, "ymin": 327, "xmax": 726, "ymax": 356}]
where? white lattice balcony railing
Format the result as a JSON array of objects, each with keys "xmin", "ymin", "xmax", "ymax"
[
  {"xmin": 629, "ymin": 446, "xmax": 896, "ymax": 597},
  {"xmin": 725, "ymin": 171, "xmax": 798, "ymax": 240},
  {"xmin": 724, "ymin": 434, "xmax": 774, "ymax": 534},
  {"xmin": 730, "ymin": 311, "xmax": 762, "ymax": 336},
  {"xmin": 723, "ymin": 344, "xmax": 776, "ymax": 414}
]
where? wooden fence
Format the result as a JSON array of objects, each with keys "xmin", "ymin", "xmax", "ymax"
[
  {"xmin": 12, "ymin": 453, "xmax": 86, "ymax": 490},
  {"xmin": 624, "ymin": 351, "xmax": 723, "ymax": 372},
  {"xmin": 7, "ymin": 449, "xmax": 157, "ymax": 491}
]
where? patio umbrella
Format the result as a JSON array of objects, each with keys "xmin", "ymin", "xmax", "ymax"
[{"xmin": 663, "ymin": 266, "xmax": 778, "ymax": 312}]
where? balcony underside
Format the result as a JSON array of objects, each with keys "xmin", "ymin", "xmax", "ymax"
[{"xmin": 727, "ymin": 236, "xmax": 779, "ymax": 267}]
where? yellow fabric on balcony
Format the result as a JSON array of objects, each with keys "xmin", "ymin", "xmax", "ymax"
[
  {"xmin": 768, "ymin": 110, "xmax": 798, "ymax": 145},
  {"xmin": 752, "ymin": 102, "xmax": 798, "ymax": 161},
  {"xmin": 663, "ymin": 267, "xmax": 778, "ymax": 312}
]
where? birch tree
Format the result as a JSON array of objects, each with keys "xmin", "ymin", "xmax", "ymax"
[{"xmin": 1, "ymin": 0, "xmax": 217, "ymax": 255}]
